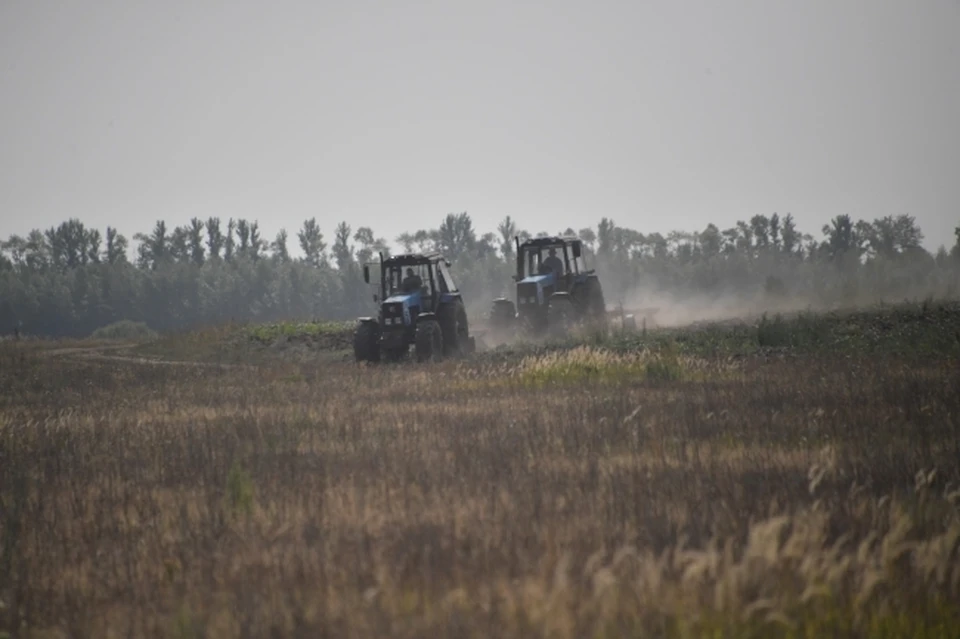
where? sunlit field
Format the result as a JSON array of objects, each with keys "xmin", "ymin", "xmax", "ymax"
[{"xmin": 1, "ymin": 302, "xmax": 959, "ymax": 638}]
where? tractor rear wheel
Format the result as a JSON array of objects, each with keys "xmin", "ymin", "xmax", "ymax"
[
  {"xmin": 439, "ymin": 302, "xmax": 469, "ymax": 357},
  {"xmin": 353, "ymin": 321, "xmax": 381, "ymax": 363},
  {"xmin": 415, "ymin": 319, "xmax": 444, "ymax": 363},
  {"xmin": 585, "ymin": 277, "xmax": 607, "ymax": 326},
  {"xmin": 455, "ymin": 306, "xmax": 470, "ymax": 355}
]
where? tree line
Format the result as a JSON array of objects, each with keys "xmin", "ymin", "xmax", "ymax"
[{"xmin": 1, "ymin": 212, "xmax": 958, "ymax": 337}]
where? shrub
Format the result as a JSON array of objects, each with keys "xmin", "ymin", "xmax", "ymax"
[
  {"xmin": 90, "ymin": 320, "xmax": 157, "ymax": 341},
  {"xmin": 645, "ymin": 350, "xmax": 684, "ymax": 382}
]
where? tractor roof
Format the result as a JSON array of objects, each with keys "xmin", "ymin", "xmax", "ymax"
[
  {"xmin": 518, "ymin": 235, "xmax": 580, "ymax": 248},
  {"xmin": 381, "ymin": 251, "xmax": 446, "ymax": 267}
]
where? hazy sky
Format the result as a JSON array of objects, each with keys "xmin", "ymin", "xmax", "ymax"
[{"xmin": 2, "ymin": 0, "xmax": 958, "ymax": 254}]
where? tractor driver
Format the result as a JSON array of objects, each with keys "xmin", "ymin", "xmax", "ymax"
[
  {"xmin": 540, "ymin": 247, "xmax": 564, "ymax": 276},
  {"xmin": 401, "ymin": 267, "xmax": 422, "ymax": 293}
]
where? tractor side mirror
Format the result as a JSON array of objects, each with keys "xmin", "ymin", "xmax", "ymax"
[
  {"xmin": 363, "ymin": 265, "xmax": 370, "ymax": 283},
  {"xmin": 572, "ymin": 243, "xmax": 582, "ymax": 259}
]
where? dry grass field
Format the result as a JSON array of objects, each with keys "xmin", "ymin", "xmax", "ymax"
[{"xmin": 2, "ymin": 302, "xmax": 960, "ymax": 638}]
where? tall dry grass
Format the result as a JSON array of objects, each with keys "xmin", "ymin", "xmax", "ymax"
[{"xmin": 1, "ymin": 341, "xmax": 958, "ymax": 637}]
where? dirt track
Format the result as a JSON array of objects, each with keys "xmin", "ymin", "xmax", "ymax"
[{"xmin": 39, "ymin": 343, "xmax": 252, "ymax": 369}]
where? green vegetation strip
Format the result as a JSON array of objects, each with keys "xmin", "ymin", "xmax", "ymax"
[
  {"xmin": 482, "ymin": 300, "xmax": 960, "ymax": 363},
  {"xmin": 245, "ymin": 320, "xmax": 353, "ymax": 343}
]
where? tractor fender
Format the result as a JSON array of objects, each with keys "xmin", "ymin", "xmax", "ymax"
[
  {"xmin": 356, "ymin": 316, "xmax": 379, "ymax": 325},
  {"xmin": 417, "ymin": 312, "xmax": 438, "ymax": 322},
  {"xmin": 547, "ymin": 291, "xmax": 571, "ymax": 302}
]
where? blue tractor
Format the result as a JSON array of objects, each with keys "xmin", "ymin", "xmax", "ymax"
[
  {"xmin": 489, "ymin": 235, "xmax": 607, "ymax": 336},
  {"xmin": 354, "ymin": 252, "xmax": 476, "ymax": 363}
]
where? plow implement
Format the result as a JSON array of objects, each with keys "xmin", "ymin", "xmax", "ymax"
[
  {"xmin": 473, "ymin": 304, "xmax": 661, "ymax": 350},
  {"xmin": 605, "ymin": 305, "xmax": 660, "ymax": 331}
]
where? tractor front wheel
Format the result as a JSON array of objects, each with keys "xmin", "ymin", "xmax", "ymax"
[
  {"xmin": 489, "ymin": 299, "xmax": 517, "ymax": 333},
  {"xmin": 383, "ymin": 346, "xmax": 408, "ymax": 362},
  {"xmin": 353, "ymin": 321, "xmax": 381, "ymax": 363},
  {"xmin": 547, "ymin": 296, "xmax": 574, "ymax": 338},
  {"xmin": 415, "ymin": 319, "xmax": 444, "ymax": 363}
]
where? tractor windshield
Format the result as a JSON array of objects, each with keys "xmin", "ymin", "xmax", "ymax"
[
  {"xmin": 520, "ymin": 244, "xmax": 566, "ymax": 278},
  {"xmin": 385, "ymin": 263, "xmax": 431, "ymax": 296}
]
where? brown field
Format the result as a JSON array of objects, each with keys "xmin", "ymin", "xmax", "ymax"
[{"xmin": 1, "ymin": 323, "xmax": 959, "ymax": 637}]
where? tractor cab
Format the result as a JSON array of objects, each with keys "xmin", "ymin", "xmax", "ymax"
[
  {"xmin": 517, "ymin": 236, "xmax": 586, "ymax": 289},
  {"xmin": 365, "ymin": 254, "xmax": 436, "ymax": 323},
  {"xmin": 363, "ymin": 252, "xmax": 460, "ymax": 316},
  {"xmin": 381, "ymin": 261, "xmax": 434, "ymax": 313}
]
